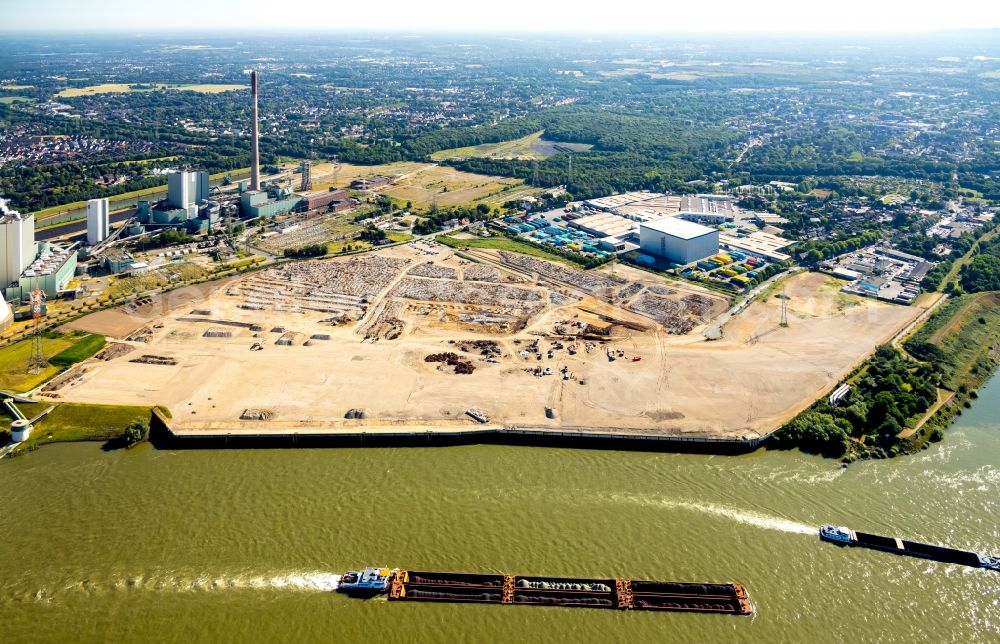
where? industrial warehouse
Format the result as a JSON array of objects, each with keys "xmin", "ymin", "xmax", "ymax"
[{"xmin": 494, "ymin": 190, "xmax": 795, "ymax": 293}]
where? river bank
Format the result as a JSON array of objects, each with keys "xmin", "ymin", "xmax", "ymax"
[{"xmin": 771, "ymin": 290, "xmax": 1000, "ymax": 461}]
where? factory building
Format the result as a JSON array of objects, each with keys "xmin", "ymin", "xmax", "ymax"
[
  {"xmin": 639, "ymin": 217, "xmax": 719, "ymax": 265},
  {"xmin": 568, "ymin": 212, "xmax": 637, "ymax": 238},
  {"xmin": 103, "ymin": 248, "xmax": 137, "ymax": 273},
  {"xmin": 0, "ymin": 297, "xmax": 11, "ymax": 332},
  {"xmin": 86, "ymin": 198, "xmax": 110, "ymax": 246},
  {"xmin": 136, "ymin": 170, "xmax": 222, "ymax": 233},
  {"xmin": 167, "ymin": 170, "xmax": 210, "ymax": 214},
  {"xmin": 240, "ymin": 186, "xmax": 302, "ymax": 218},
  {"xmin": 301, "ymin": 189, "xmax": 354, "ymax": 212},
  {"xmin": 677, "ymin": 210, "xmax": 735, "ymax": 226},
  {"xmin": 1, "ymin": 201, "xmax": 35, "ymax": 293},
  {"xmin": 4, "ymin": 241, "xmax": 78, "ymax": 302}
]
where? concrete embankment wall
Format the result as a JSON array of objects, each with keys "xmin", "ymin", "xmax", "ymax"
[{"xmin": 150, "ymin": 410, "xmax": 766, "ymax": 454}]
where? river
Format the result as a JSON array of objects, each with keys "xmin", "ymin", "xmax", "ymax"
[{"xmin": 2, "ymin": 377, "xmax": 998, "ymax": 643}]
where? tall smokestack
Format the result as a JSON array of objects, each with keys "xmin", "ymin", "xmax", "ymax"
[{"xmin": 250, "ymin": 70, "xmax": 261, "ymax": 191}]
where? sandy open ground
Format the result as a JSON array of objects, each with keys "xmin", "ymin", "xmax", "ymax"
[{"xmin": 52, "ymin": 246, "xmax": 927, "ymax": 439}]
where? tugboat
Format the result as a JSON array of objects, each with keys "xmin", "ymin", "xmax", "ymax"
[
  {"xmin": 979, "ymin": 555, "xmax": 1000, "ymax": 572},
  {"xmin": 819, "ymin": 525, "xmax": 854, "ymax": 544},
  {"xmin": 337, "ymin": 567, "xmax": 396, "ymax": 596}
]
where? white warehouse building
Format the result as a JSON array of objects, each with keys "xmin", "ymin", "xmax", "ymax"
[
  {"xmin": 86, "ymin": 198, "xmax": 109, "ymax": 246},
  {"xmin": 639, "ymin": 217, "xmax": 719, "ymax": 265}
]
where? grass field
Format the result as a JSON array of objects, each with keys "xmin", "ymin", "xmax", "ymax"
[
  {"xmin": 429, "ymin": 131, "xmax": 593, "ymax": 161},
  {"xmin": 902, "ymin": 291, "xmax": 1000, "ymax": 447},
  {"xmin": 308, "ymin": 161, "xmax": 430, "ymax": 192},
  {"xmin": 13, "ymin": 402, "xmax": 153, "ymax": 451},
  {"xmin": 0, "ymin": 84, "xmax": 33, "ymax": 90},
  {"xmin": 56, "ymin": 83, "xmax": 247, "ymax": 98},
  {"xmin": 907, "ymin": 292, "xmax": 1000, "ymax": 390},
  {"xmin": 309, "ymin": 161, "xmax": 543, "ymax": 212},
  {"xmin": 0, "ymin": 331, "xmax": 99, "ymax": 393},
  {"xmin": 48, "ymin": 334, "xmax": 106, "ymax": 367},
  {"xmin": 435, "ymin": 233, "xmax": 578, "ymax": 266},
  {"xmin": 383, "ymin": 165, "xmax": 524, "ymax": 210}
]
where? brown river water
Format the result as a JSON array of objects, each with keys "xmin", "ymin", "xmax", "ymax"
[{"xmin": 2, "ymin": 377, "xmax": 998, "ymax": 643}]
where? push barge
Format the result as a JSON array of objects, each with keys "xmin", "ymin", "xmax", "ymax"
[
  {"xmin": 820, "ymin": 525, "xmax": 1000, "ymax": 571},
  {"xmin": 338, "ymin": 567, "xmax": 753, "ymax": 615}
]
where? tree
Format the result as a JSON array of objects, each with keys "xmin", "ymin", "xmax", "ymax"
[{"xmin": 122, "ymin": 419, "xmax": 149, "ymax": 446}]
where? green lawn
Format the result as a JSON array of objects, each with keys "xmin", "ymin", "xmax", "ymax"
[
  {"xmin": 49, "ymin": 334, "xmax": 106, "ymax": 367},
  {"xmin": 435, "ymin": 234, "xmax": 580, "ymax": 266},
  {"xmin": 906, "ymin": 292, "xmax": 1000, "ymax": 390},
  {"xmin": 0, "ymin": 332, "xmax": 90, "ymax": 393},
  {"xmin": 15, "ymin": 403, "xmax": 153, "ymax": 450}
]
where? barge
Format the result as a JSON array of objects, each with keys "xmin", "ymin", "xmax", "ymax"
[
  {"xmin": 339, "ymin": 567, "xmax": 753, "ymax": 615},
  {"xmin": 820, "ymin": 525, "xmax": 1000, "ymax": 571}
]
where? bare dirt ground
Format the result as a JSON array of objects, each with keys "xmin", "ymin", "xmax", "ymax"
[{"xmin": 49, "ymin": 247, "xmax": 926, "ymax": 439}]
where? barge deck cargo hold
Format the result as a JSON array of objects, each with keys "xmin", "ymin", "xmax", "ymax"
[
  {"xmin": 819, "ymin": 525, "xmax": 1000, "ymax": 571},
  {"xmin": 340, "ymin": 567, "xmax": 753, "ymax": 615}
]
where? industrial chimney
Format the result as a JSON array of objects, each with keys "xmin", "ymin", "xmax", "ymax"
[{"xmin": 250, "ymin": 70, "xmax": 261, "ymax": 191}]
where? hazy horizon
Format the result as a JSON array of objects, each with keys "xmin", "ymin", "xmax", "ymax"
[{"xmin": 4, "ymin": 0, "xmax": 1000, "ymax": 34}]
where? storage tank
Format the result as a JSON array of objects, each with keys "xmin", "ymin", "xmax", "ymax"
[{"xmin": 10, "ymin": 419, "xmax": 31, "ymax": 443}]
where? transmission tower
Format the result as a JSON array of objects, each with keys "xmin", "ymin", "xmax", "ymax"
[
  {"xmin": 332, "ymin": 154, "xmax": 341, "ymax": 188},
  {"xmin": 567, "ymin": 155, "xmax": 573, "ymax": 187},
  {"xmin": 532, "ymin": 159, "xmax": 539, "ymax": 187},
  {"xmin": 28, "ymin": 287, "xmax": 46, "ymax": 374}
]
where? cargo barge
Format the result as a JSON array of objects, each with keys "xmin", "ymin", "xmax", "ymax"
[
  {"xmin": 338, "ymin": 567, "xmax": 753, "ymax": 615},
  {"xmin": 820, "ymin": 525, "xmax": 1000, "ymax": 571}
]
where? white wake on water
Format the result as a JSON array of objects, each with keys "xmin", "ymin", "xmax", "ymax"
[
  {"xmin": 609, "ymin": 493, "xmax": 815, "ymax": 535},
  {"xmin": 33, "ymin": 571, "xmax": 344, "ymax": 600}
]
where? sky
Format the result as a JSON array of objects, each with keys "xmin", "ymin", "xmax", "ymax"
[{"xmin": 2, "ymin": 0, "xmax": 1000, "ymax": 34}]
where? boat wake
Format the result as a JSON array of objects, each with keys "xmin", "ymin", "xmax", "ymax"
[
  {"xmin": 8, "ymin": 571, "xmax": 342, "ymax": 604},
  {"xmin": 668, "ymin": 501, "xmax": 816, "ymax": 535},
  {"xmin": 610, "ymin": 493, "xmax": 815, "ymax": 535}
]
